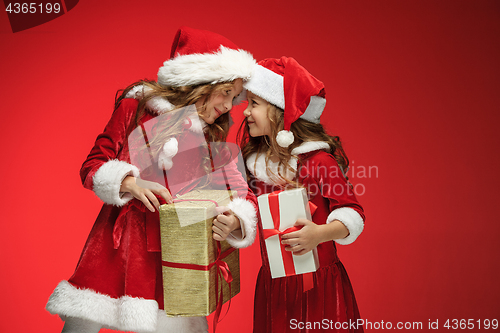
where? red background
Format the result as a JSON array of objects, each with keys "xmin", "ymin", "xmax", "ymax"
[{"xmin": 1, "ymin": 0, "xmax": 499, "ymax": 332}]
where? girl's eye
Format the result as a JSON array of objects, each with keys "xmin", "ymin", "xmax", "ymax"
[{"xmin": 224, "ymin": 90, "xmax": 231, "ymax": 95}]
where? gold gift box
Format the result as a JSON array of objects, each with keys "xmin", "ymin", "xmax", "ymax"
[{"xmin": 159, "ymin": 189, "xmax": 240, "ymax": 317}]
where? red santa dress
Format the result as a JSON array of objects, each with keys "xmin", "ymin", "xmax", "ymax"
[
  {"xmin": 247, "ymin": 141, "xmax": 365, "ymax": 333},
  {"xmin": 46, "ymin": 95, "xmax": 258, "ymax": 333}
]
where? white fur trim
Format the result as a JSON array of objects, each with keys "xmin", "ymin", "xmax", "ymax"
[
  {"xmin": 155, "ymin": 312, "xmax": 208, "ymax": 333},
  {"xmin": 60, "ymin": 311, "xmax": 208, "ymax": 333},
  {"xmin": 46, "ymin": 281, "xmax": 159, "ymax": 332},
  {"xmin": 246, "ymin": 141, "xmax": 330, "ymax": 186},
  {"xmin": 126, "ymin": 85, "xmax": 147, "ymax": 100},
  {"xmin": 291, "ymin": 141, "xmax": 330, "ymax": 155},
  {"xmin": 301, "ymin": 96, "xmax": 326, "ymax": 124},
  {"xmin": 93, "ymin": 159, "xmax": 140, "ymax": 206},
  {"xmin": 158, "ymin": 46, "xmax": 255, "ymax": 87},
  {"xmin": 246, "ymin": 153, "xmax": 297, "ymax": 186},
  {"xmin": 158, "ymin": 138, "xmax": 179, "ymax": 170},
  {"xmin": 125, "ymin": 85, "xmax": 175, "ymax": 115},
  {"xmin": 225, "ymin": 198, "xmax": 257, "ymax": 248},
  {"xmin": 276, "ymin": 130, "xmax": 294, "ymax": 148},
  {"xmin": 327, "ymin": 207, "xmax": 364, "ymax": 245},
  {"xmin": 244, "ymin": 64, "xmax": 285, "ymax": 109},
  {"xmin": 147, "ymin": 97, "xmax": 175, "ymax": 115},
  {"xmin": 59, "ymin": 317, "xmax": 102, "ymax": 332}
]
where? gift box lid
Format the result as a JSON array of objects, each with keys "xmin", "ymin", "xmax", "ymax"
[{"xmin": 160, "ymin": 189, "xmax": 235, "ymax": 227}]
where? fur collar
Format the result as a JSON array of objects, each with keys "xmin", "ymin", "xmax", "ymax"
[
  {"xmin": 246, "ymin": 152, "xmax": 297, "ymax": 186},
  {"xmin": 247, "ymin": 141, "xmax": 330, "ymax": 185},
  {"xmin": 125, "ymin": 84, "xmax": 174, "ymax": 115},
  {"xmin": 291, "ymin": 141, "xmax": 330, "ymax": 156}
]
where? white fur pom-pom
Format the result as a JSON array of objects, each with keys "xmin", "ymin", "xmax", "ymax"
[
  {"xmin": 158, "ymin": 157, "xmax": 173, "ymax": 170},
  {"xmin": 158, "ymin": 138, "xmax": 178, "ymax": 170},
  {"xmin": 162, "ymin": 138, "xmax": 178, "ymax": 156},
  {"xmin": 276, "ymin": 130, "xmax": 294, "ymax": 147}
]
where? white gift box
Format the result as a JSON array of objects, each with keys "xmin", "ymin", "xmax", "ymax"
[{"xmin": 258, "ymin": 188, "xmax": 319, "ymax": 279}]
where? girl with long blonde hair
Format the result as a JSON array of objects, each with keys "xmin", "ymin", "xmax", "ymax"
[{"xmin": 46, "ymin": 27, "xmax": 258, "ymax": 333}]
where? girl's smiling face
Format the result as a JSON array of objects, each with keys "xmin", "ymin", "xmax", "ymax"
[
  {"xmin": 243, "ymin": 91, "xmax": 273, "ymax": 137},
  {"xmin": 197, "ymin": 79, "xmax": 243, "ymax": 124}
]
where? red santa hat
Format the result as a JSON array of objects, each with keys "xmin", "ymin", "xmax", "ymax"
[
  {"xmin": 157, "ymin": 27, "xmax": 255, "ymax": 87},
  {"xmin": 243, "ymin": 57, "xmax": 326, "ymax": 147}
]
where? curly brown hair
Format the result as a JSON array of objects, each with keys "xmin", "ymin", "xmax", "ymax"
[{"xmin": 238, "ymin": 103, "xmax": 349, "ymax": 186}]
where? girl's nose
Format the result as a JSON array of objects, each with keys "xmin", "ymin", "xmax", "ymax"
[
  {"xmin": 243, "ymin": 107, "xmax": 251, "ymax": 117},
  {"xmin": 223, "ymin": 99, "xmax": 232, "ymax": 112}
]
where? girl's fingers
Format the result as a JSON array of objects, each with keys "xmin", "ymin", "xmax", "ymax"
[
  {"xmin": 153, "ymin": 187, "xmax": 173, "ymax": 204},
  {"xmin": 212, "ymin": 220, "xmax": 228, "ymax": 241},
  {"xmin": 212, "ymin": 221, "xmax": 221, "ymax": 233},
  {"xmin": 213, "ymin": 219, "xmax": 229, "ymax": 233},
  {"xmin": 212, "ymin": 225, "xmax": 222, "ymax": 235},
  {"xmin": 136, "ymin": 179, "xmax": 174, "ymax": 204},
  {"xmin": 285, "ymin": 244, "xmax": 302, "ymax": 252},
  {"xmin": 144, "ymin": 191, "xmax": 160, "ymax": 210},
  {"xmin": 139, "ymin": 193, "xmax": 155, "ymax": 212},
  {"xmin": 281, "ymin": 237, "xmax": 299, "ymax": 245},
  {"xmin": 281, "ymin": 231, "xmax": 300, "ymax": 241},
  {"xmin": 286, "ymin": 244, "xmax": 313, "ymax": 255},
  {"xmin": 212, "ymin": 233, "xmax": 223, "ymax": 241},
  {"xmin": 216, "ymin": 214, "xmax": 229, "ymax": 226}
]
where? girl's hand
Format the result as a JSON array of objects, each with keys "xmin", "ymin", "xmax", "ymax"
[
  {"xmin": 120, "ymin": 176, "xmax": 173, "ymax": 212},
  {"xmin": 212, "ymin": 206, "xmax": 241, "ymax": 242},
  {"xmin": 280, "ymin": 219, "xmax": 323, "ymax": 256}
]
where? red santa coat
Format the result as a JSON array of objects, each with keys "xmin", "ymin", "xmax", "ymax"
[
  {"xmin": 46, "ymin": 97, "xmax": 257, "ymax": 333},
  {"xmin": 247, "ymin": 141, "xmax": 365, "ymax": 333}
]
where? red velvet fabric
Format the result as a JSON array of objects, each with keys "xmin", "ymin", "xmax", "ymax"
[
  {"xmin": 70, "ymin": 98, "xmax": 256, "ymax": 309},
  {"xmin": 170, "ymin": 26, "xmax": 240, "ymax": 59},
  {"xmin": 250, "ymin": 150, "xmax": 364, "ymax": 333}
]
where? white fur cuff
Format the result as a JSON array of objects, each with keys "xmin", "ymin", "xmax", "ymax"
[
  {"xmin": 327, "ymin": 207, "xmax": 364, "ymax": 245},
  {"xmin": 225, "ymin": 198, "xmax": 257, "ymax": 248},
  {"xmin": 92, "ymin": 159, "xmax": 140, "ymax": 206},
  {"xmin": 46, "ymin": 281, "xmax": 158, "ymax": 332}
]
